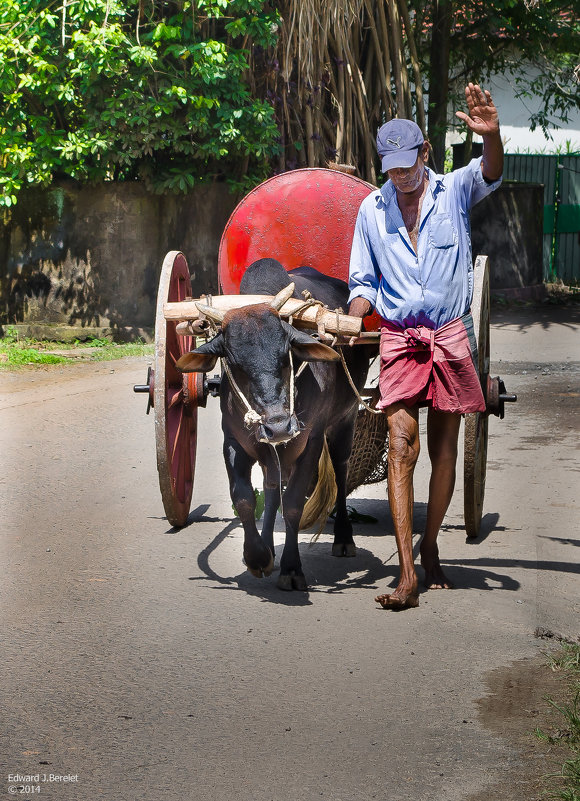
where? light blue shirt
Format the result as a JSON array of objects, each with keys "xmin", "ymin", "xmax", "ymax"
[{"xmin": 348, "ymin": 157, "xmax": 501, "ymax": 329}]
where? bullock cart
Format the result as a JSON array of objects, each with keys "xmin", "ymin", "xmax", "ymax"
[{"xmin": 134, "ymin": 168, "xmax": 515, "ymax": 538}]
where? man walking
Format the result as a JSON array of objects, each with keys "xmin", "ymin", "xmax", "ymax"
[{"xmin": 348, "ymin": 83, "xmax": 503, "ymax": 609}]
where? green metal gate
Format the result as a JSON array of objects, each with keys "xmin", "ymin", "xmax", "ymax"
[{"xmin": 503, "ymin": 153, "xmax": 580, "ymax": 284}]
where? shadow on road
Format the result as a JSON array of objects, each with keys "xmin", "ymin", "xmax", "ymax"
[
  {"xmin": 187, "ymin": 516, "xmax": 399, "ymax": 606},
  {"xmin": 491, "ymin": 303, "xmax": 580, "ymax": 332},
  {"xmin": 441, "ymin": 512, "xmax": 508, "ymax": 544},
  {"xmin": 183, "ymin": 509, "xmax": 577, "ymax": 604},
  {"xmin": 444, "ymin": 556, "xmax": 580, "ymax": 577}
]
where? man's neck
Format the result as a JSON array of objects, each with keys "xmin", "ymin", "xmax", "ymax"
[{"xmin": 395, "ymin": 171, "xmax": 429, "ymax": 253}]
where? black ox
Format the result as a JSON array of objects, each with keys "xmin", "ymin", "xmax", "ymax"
[{"xmin": 177, "ymin": 259, "xmax": 371, "ymax": 591}]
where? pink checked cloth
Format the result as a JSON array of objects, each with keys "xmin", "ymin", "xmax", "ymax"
[{"xmin": 378, "ymin": 315, "xmax": 486, "ymax": 413}]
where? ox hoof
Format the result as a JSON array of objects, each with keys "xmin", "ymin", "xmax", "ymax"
[
  {"xmin": 332, "ymin": 542, "xmax": 357, "ymax": 558},
  {"xmin": 263, "ymin": 552, "xmax": 275, "ymax": 577},
  {"xmin": 277, "ymin": 571, "xmax": 308, "ymax": 592},
  {"xmin": 244, "ymin": 550, "xmax": 275, "ymax": 579}
]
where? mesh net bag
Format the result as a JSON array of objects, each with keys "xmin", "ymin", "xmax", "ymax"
[{"xmin": 346, "ymin": 389, "xmax": 389, "ymax": 496}]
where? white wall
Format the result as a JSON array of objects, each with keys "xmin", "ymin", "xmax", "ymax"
[{"xmin": 446, "ymin": 69, "xmax": 580, "ymax": 154}]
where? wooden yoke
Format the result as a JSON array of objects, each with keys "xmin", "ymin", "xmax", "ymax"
[{"xmin": 163, "ymin": 294, "xmax": 362, "ymax": 339}]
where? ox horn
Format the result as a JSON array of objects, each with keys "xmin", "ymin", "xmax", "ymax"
[
  {"xmin": 270, "ymin": 282, "xmax": 295, "ymax": 311},
  {"xmin": 195, "ymin": 302, "xmax": 225, "ymax": 324}
]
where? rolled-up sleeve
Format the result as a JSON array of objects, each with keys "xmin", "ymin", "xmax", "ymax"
[
  {"xmin": 348, "ymin": 205, "xmax": 380, "ymax": 308},
  {"xmin": 458, "ymin": 157, "xmax": 502, "ymax": 209}
]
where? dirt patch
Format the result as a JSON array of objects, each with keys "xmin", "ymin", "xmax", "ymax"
[{"xmin": 466, "ymin": 653, "xmax": 570, "ymax": 801}]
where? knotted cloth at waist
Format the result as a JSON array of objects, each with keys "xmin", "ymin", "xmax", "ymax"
[{"xmin": 377, "ymin": 313, "xmax": 486, "ymax": 414}]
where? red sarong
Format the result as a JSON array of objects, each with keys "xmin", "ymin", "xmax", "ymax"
[{"xmin": 378, "ymin": 315, "xmax": 486, "ymax": 414}]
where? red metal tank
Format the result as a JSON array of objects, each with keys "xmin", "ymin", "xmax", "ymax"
[{"xmin": 217, "ymin": 168, "xmax": 380, "ymax": 330}]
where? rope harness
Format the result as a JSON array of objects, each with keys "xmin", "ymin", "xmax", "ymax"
[
  {"xmin": 222, "ymin": 361, "xmax": 263, "ymax": 428},
  {"xmin": 201, "ymin": 292, "xmax": 381, "ymax": 428},
  {"xmin": 195, "ymin": 291, "xmax": 384, "ymax": 518},
  {"xmin": 337, "ymin": 347, "xmax": 382, "ymax": 415}
]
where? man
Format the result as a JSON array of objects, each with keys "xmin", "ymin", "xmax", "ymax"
[{"xmin": 348, "ymin": 83, "xmax": 503, "ymax": 609}]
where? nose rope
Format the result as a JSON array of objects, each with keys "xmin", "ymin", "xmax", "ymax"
[
  {"xmin": 222, "ymin": 356, "xmax": 297, "ymax": 430},
  {"xmin": 221, "ymin": 360, "xmax": 263, "ymax": 428},
  {"xmin": 202, "ymin": 313, "xmax": 261, "ymax": 427}
]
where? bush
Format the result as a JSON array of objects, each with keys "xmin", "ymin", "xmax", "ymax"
[{"xmin": 0, "ymin": 0, "xmax": 282, "ymax": 206}]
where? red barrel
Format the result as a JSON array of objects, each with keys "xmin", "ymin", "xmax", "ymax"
[{"xmin": 217, "ymin": 168, "xmax": 380, "ymax": 331}]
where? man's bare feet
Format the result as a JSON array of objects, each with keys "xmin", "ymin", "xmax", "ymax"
[
  {"xmin": 420, "ymin": 544, "xmax": 454, "ymax": 589},
  {"xmin": 375, "ymin": 590, "xmax": 419, "ymax": 609}
]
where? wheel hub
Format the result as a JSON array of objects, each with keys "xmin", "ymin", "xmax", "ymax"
[
  {"xmin": 182, "ymin": 371, "xmax": 207, "ymax": 408},
  {"xmin": 133, "ymin": 365, "xmax": 155, "ymax": 414},
  {"xmin": 484, "ymin": 374, "xmax": 517, "ymax": 419}
]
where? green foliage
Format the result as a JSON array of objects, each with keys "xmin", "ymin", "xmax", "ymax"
[
  {"xmin": 449, "ymin": 0, "xmax": 579, "ymax": 136},
  {"xmin": 86, "ymin": 339, "xmax": 154, "ymax": 361},
  {"xmin": 0, "ymin": 329, "xmax": 71, "ymax": 364},
  {"xmin": 232, "ymin": 488, "xmax": 265, "ymax": 520},
  {"xmin": 0, "ymin": 330, "xmax": 153, "ymax": 366},
  {"xmin": 411, "ymin": 0, "xmax": 579, "ymax": 142},
  {"xmin": 536, "ymin": 643, "xmax": 580, "ymax": 800},
  {"xmin": 510, "ymin": 140, "xmax": 580, "ymax": 155},
  {"xmin": 0, "ymin": 0, "xmax": 282, "ymax": 206},
  {"xmin": 1, "ymin": 1, "xmax": 577, "ymax": 206}
]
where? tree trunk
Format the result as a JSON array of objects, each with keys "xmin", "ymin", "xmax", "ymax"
[
  {"xmin": 269, "ymin": 0, "xmax": 426, "ymax": 183},
  {"xmin": 427, "ymin": 0, "xmax": 453, "ymax": 172}
]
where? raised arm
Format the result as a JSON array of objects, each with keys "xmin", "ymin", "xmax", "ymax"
[{"xmin": 455, "ymin": 83, "xmax": 503, "ymax": 182}]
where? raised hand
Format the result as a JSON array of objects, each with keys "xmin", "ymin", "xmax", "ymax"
[{"xmin": 455, "ymin": 83, "xmax": 500, "ymax": 137}]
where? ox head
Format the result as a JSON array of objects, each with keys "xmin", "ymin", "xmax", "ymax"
[{"xmin": 176, "ymin": 299, "xmax": 339, "ymax": 444}]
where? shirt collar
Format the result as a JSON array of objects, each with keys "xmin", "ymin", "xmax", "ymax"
[{"xmin": 427, "ymin": 167, "xmax": 446, "ymax": 198}]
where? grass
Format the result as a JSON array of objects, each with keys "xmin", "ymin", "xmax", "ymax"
[
  {"xmin": 0, "ymin": 326, "xmax": 154, "ymax": 367},
  {"xmin": 536, "ymin": 643, "xmax": 580, "ymax": 800}
]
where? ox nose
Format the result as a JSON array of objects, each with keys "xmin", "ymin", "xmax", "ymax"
[{"xmin": 258, "ymin": 414, "xmax": 299, "ymax": 444}]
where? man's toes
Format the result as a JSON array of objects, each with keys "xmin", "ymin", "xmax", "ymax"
[
  {"xmin": 423, "ymin": 570, "xmax": 454, "ymax": 590},
  {"xmin": 374, "ymin": 593, "xmax": 419, "ymax": 610}
]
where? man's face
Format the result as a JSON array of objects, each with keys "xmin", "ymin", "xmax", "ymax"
[{"xmin": 387, "ymin": 145, "xmax": 428, "ymax": 194}]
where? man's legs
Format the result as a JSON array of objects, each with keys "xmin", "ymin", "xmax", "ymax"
[
  {"xmin": 375, "ymin": 403, "xmax": 420, "ymax": 609},
  {"xmin": 420, "ymin": 407, "xmax": 462, "ymax": 589}
]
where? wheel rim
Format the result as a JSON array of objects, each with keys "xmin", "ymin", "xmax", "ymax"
[
  {"xmin": 154, "ymin": 252, "xmax": 197, "ymax": 527},
  {"xmin": 464, "ymin": 255, "xmax": 490, "ymax": 538}
]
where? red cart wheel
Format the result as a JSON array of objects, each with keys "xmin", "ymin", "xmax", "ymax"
[
  {"xmin": 154, "ymin": 251, "xmax": 200, "ymax": 527},
  {"xmin": 464, "ymin": 255, "xmax": 490, "ymax": 539}
]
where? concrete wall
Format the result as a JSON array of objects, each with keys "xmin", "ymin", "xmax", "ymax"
[
  {"xmin": 471, "ymin": 181, "xmax": 544, "ymax": 290},
  {"xmin": 0, "ymin": 178, "xmax": 543, "ymax": 339},
  {"xmin": 0, "ymin": 181, "xmax": 240, "ymax": 339}
]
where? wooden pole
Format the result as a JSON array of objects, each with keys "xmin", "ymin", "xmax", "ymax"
[{"xmin": 164, "ymin": 296, "xmax": 363, "ymax": 337}]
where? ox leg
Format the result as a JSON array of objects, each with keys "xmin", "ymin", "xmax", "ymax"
[
  {"xmin": 277, "ymin": 438, "xmax": 324, "ymax": 592},
  {"xmin": 327, "ymin": 421, "xmax": 357, "ymax": 558},
  {"xmin": 223, "ymin": 437, "xmax": 274, "ymax": 578}
]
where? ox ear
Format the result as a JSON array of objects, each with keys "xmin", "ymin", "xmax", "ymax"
[
  {"xmin": 176, "ymin": 333, "xmax": 225, "ymax": 373},
  {"xmin": 291, "ymin": 341, "xmax": 341, "ymax": 363},
  {"xmin": 282, "ymin": 321, "xmax": 340, "ymax": 363}
]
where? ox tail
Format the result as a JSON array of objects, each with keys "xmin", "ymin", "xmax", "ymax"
[{"xmin": 299, "ymin": 437, "xmax": 337, "ymax": 540}]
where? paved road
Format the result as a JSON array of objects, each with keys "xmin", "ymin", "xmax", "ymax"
[{"xmin": 1, "ymin": 304, "xmax": 578, "ymax": 801}]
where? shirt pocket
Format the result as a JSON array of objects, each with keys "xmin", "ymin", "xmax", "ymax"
[{"xmin": 428, "ymin": 213, "xmax": 457, "ymax": 249}]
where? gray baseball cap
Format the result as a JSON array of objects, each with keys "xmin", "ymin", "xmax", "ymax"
[{"xmin": 376, "ymin": 119, "xmax": 424, "ymax": 172}]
